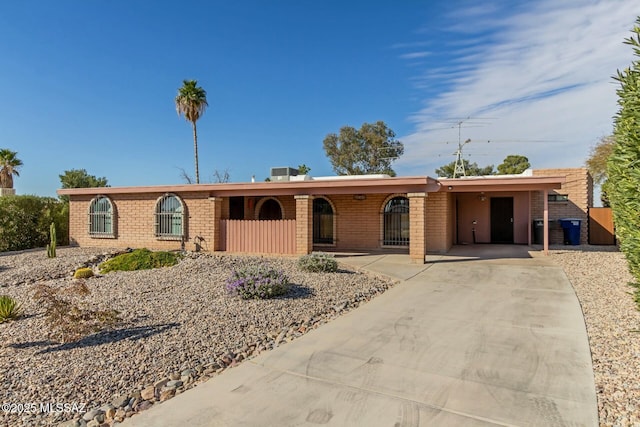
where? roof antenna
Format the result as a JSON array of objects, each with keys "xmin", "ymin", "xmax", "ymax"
[{"xmin": 453, "ymin": 138, "xmax": 471, "ymax": 178}]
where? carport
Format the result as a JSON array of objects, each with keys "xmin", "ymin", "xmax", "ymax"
[{"xmin": 438, "ymin": 175, "xmax": 566, "ymax": 254}]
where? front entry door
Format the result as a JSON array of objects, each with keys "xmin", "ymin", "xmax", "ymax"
[{"xmin": 491, "ymin": 197, "xmax": 514, "ymax": 243}]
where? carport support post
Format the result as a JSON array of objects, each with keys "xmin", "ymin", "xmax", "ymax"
[
  {"xmin": 295, "ymin": 195, "xmax": 313, "ymax": 255},
  {"xmin": 543, "ymin": 189, "xmax": 549, "ymax": 255},
  {"xmin": 408, "ymin": 192, "xmax": 427, "ymax": 264},
  {"xmin": 209, "ymin": 197, "xmax": 223, "ymax": 251}
]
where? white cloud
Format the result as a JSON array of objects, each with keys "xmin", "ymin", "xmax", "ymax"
[
  {"xmin": 399, "ymin": 51, "xmax": 431, "ymax": 60},
  {"xmin": 398, "ymin": 0, "xmax": 640, "ymax": 179}
]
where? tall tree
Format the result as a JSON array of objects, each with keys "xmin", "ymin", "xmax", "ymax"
[
  {"xmin": 586, "ymin": 135, "xmax": 615, "ymax": 207},
  {"xmin": 323, "ymin": 121, "xmax": 404, "ymax": 176},
  {"xmin": 586, "ymin": 136, "xmax": 615, "ymax": 185},
  {"xmin": 608, "ymin": 18, "xmax": 640, "ymax": 281},
  {"xmin": 59, "ymin": 169, "xmax": 108, "ymax": 202},
  {"xmin": 0, "ymin": 149, "xmax": 23, "ymax": 189},
  {"xmin": 175, "ymin": 80, "xmax": 208, "ymax": 184},
  {"xmin": 497, "ymin": 154, "xmax": 530, "ymax": 175},
  {"xmin": 435, "ymin": 159, "xmax": 494, "ymax": 178}
]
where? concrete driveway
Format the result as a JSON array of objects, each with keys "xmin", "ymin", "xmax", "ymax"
[{"xmin": 124, "ymin": 245, "xmax": 597, "ymax": 426}]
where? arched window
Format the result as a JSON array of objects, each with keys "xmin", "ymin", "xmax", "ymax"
[
  {"xmin": 88, "ymin": 196, "xmax": 114, "ymax": 237},
  {"xmin": 258, "ymin": 198, "xmax": 283, "ymax": 220},
  {"xmin": 383, "ymin": 196, "xmax": 409, "ymax": 246},
  {"xmin": 313, "ymin": 197, "xmax": 334, "ymax": 244},
  {"xmin": 155, "ymin": 194, "xmax": 184, "ymax": 239}
]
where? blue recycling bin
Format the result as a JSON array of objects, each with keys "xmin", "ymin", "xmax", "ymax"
[{"xmin": 558, "ymin": 218, "xmax": 581, "ymax": 245}]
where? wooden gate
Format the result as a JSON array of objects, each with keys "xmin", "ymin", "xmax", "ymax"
[
  {"xmin": 588, "ymin": 207, "xmax": 615, "ymax": 245},
  {"xmin": 220, "ymin": 219, "xmax": 296, "ymax": 254}
]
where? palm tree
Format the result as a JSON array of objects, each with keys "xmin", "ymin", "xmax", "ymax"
[
  {"xmin": 175, "ymin": 80, "xmax": 208, "ymax": 184},
  {"xmin": 0, "ymin": 149, "xmax": 23, "ymax": 189}
]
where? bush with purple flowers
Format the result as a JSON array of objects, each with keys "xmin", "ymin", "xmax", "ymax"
[{"xmin": 225, "ymin": 261, "xmax": 290, "ymax": 299}]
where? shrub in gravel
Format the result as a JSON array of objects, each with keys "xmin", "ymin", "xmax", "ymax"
[
  {"xmin": 297, "ymin": 253, "xmax": 338, "ymax": 273},
  {"xmin": 0, "ymin": 295, "xmax": 22, "ymax": 323},
  {"xmin": 73, "ymin": 267, "xmax": 94, "ymax": 279},
  {"xmin": 609, "ymin": 19, "xmax": 640, "ymax": 284},
  {"xmin": 33, "ymin": 284, "xmax": 120, "ymax": 343},
  {"xmin": 99, "ymin": 248, "xmax": 180, "ymax": 273},
  {"xmin": 226, "ymin": 261, "xmax": 290, "ymax": 299}
]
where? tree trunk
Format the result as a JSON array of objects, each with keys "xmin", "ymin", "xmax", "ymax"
[
  {"xmin": 192, "ymin": 121, "xmax": 200, "ymax": 184},
  {"xmin": 0, "ymin": 172, "xmax": 13, "ymax": 189}
]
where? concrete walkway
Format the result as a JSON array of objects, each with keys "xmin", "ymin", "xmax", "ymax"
[{"xmin": 124, "ymin": 245, "xmax": 597, "ymax": 426}]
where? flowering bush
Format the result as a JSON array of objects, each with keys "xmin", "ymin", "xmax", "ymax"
[
  {"xmin": 225, "ymin": 261, "xmax": 289, "ymax": 299},
  {"xmin": 297, "ymin": 253, "xmax": 338, "ymax": 273}
]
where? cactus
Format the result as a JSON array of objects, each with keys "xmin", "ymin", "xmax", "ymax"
[{"xmin": 47, "ymin": 222, "xmax": 57, "ymax": 258}]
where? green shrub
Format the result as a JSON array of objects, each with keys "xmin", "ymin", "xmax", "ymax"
[
  {"xmin": 226, "ymin": 261, "xmax": 289, "ymax": 299},
  {"xmin": 73, "ymin": 267, "xmax": 94, "ymax": 279},
  {"xmin": 609, "ymin": 19, "xmax": 640, "ymax": 284},
  {"xmin": 99, "ymin": 248, "xmax": 180, "ymax": 273},
  {"xmin": 0, "ymin": 195, "xmax": 69, "ymax": 252},
  {"xmin": 0, "ymin": 295, "xmax": 22, "ymax": 322},
  {"xmin": 297, "ymin": 253, "xmax": 338, "ymax": 273}
]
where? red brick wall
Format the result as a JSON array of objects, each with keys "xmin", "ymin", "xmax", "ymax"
[
  {"xmin": 320, "ymin": 194, "xmax": 391, "ymax": 251},
  {"xmin": 69, "ymin": 192, "xmax": 215, "ymax": 252},
  {"xmin": 532, "ymin": 168, "xmax": 592, "ymax": 244},
  {"xmin": 426, "ymin": 192, "xmax": 453, "ymax": 253}
]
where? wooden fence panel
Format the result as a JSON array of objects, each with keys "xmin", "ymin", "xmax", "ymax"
[
  {"xmin": 220, "ymin": 219, "xmax": 296, "ymax": 254},
  {"xmin": 588, "ymin": 207, "xmax": 615, "ymax": 245}
]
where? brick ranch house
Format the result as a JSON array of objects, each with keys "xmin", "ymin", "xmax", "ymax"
[{"xmin": 57, "ymin": 168, "xmax": 592, "ymax": 264}]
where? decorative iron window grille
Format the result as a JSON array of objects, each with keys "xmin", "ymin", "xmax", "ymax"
[
  {"xmin": 155, "ymin": 194, "xmax": 184, "ymax": 239},
  {"xmin": 313, "ymin": 198, "xmax": 334, "ymax": 244},
  {"xmin": 383, "ymin": 196, "xmax": 409, "ymax": 246},
  {"xmin": 88, "ymin": 196, "xmax": 114, "ymax": 237}
]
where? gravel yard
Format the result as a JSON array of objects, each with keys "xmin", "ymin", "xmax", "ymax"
[
  {"xmin": 1, "ymin": 246, "xmax": 639, "ymax": 427},
  {"xmin": 0, "ymin": 248, "xmax": 396, "ymax": 427},
  {"xmin": 550, "ymin": 246, "xmax": 640, "ymax": 427}
]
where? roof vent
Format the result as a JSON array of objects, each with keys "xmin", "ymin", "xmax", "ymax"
[{"xmin": 270, "ymin": 167, "xmax": 298, "ymax": 182}]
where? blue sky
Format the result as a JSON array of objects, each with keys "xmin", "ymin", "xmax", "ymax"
[{"xmin": 1, "ymin": 0, "xmax": 638, "ymax": 197}]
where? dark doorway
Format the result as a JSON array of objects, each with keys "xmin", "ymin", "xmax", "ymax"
[
  {"xmin": 258, "ymin": 198, "xmax": 283, "ymax": 220},
  {"xmin": 313, "ymin": 198, "xmax": 334, "ymax": 244},
  {"xmin": 490, "ymin": 197, "xmax": 514, "ymax": 243},
  {"xmin": 229, "ymin": 196, "xmax": 244, "ymax": 220}
]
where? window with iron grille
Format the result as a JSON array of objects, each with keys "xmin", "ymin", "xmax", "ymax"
[
  {"xmin": 155, "ymin": 194, "xmax": 184, "ymax": 239},
  {"xmin": 88, "ymin": 196, "xmax": 114, "ymax": 237},
  {"xmin": 313, "ymin": 197, "xmax": 334, "ymax": 244},
  {"xmin": 383, "ymin": 196, "xmax": 409, "ymax": 246}
]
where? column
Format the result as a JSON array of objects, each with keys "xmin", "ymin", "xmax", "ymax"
[
  {"xmin": 408, "ymin": 192, "xmax": 427, "ymax": 264},
  {"xmin": 543, "ymin": 189, "xmax": 549, "ymax": 255},
  {"xmin": 209, "ymin": 197, "xmax": 223, "ymax": 251},
  {"xmin": 295, "ymin": 195, "xmax": 313, "ymax": 255}
]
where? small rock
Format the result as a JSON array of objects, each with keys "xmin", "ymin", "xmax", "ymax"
[
  {"xmin": 111, "ymin": 395, "xmax": 129, "ymax": 409},
  {"xmin": 82, "ymin": 409, "xmax": 104, "ymax": 422},
  {"xmin": 114, "ymin": 408, "xmax": 126, "ymax": 421},
  {"xmin": 167, "ymin": 380, "xmax": 183, "ymax": 388},
  {"xmin": 135, "ymin": 400, "xmax": 153, "ymax": 412},
  {"xmin": 160, "ymin": 388, "xmax": 176, "ymax": 401},
  {"xmin": 181, "ymin": 369, "xmax": 195, "ymax": 377},
  {"xmin": 141, "ymin": 385, "xmax": 156, "ymax": 401},
  {"xmin": 154, "ymin": 378, "xmax": 170, "ymax": 391},
  {"xmin": 169, "ymin": 372, "xmax": 181, "ymax": 381}
]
